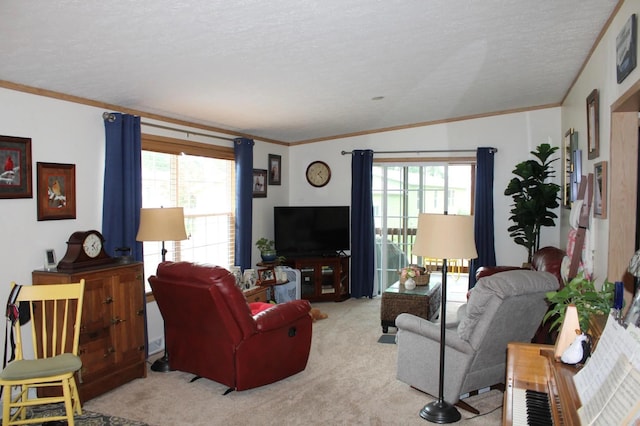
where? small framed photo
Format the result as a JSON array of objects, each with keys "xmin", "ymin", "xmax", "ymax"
[
  {"xmin": 594, "ymin": 161, "xmax": 607, "ymax": 219},
  {"xmin": 268, "ymin": 154, "xmax": 281, "ymax": 185},
  {"xmin": 258, "ymin": 267, "xmax": 276, "ymax": 285},
  {"xmin": 563, "ymin": 129, "xmax": 579, "ymax": 209},
  {"xmin": 617, "ymin": 14, "xmax": 637, "ymax": 84},
  {"xmin": 252, "ymin": 169, "xmax": 267, "ymax": 198},
  {"xmin": 0, "ymin": 135, "xmax": 32, "ymax": 199},
  {"xmin": 44, "ymin": 249, "xmax": 57, "ymax": 270},
  {"xmin": 37, "ymin": 162, "xmax": 76, "ymax": 221},
  {"xmin": 586, "ymin": 89, "xmax": 599, "ymax": 160}
]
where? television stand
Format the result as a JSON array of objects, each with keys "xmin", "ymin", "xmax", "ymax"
[{"xmin": 284, "ymin": 255, "xmax": 350, "ymax": 302}]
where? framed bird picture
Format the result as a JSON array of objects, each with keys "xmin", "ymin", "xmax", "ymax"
[{"xmin": 37, "ymin": 162, "xmax": 76, "ymax": 221}]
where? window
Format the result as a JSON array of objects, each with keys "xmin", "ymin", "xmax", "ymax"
[
  {"xmin": 373, "ymin": 160, "xmax": 475, "ymax": 290},
  {"xmin": 141, "ymin": 134, "xmax": 235, "ymax": 294}
]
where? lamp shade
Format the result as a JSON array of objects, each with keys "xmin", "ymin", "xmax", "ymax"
[
  {"xmin": 136, "ymin": 207, "xmax": 188, "ymax": 242},
  {"xmin": 412, "ymin": 213, "xmax": 478, "ymax": 260}
]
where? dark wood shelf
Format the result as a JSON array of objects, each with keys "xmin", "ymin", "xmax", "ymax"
[{"xmin": 283, "ymin": 256, "xmax": 349, "ymax": 302}]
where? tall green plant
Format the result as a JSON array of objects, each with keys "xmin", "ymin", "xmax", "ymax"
[{"xmin": 504, "ymin": 143, "xmax": 561, "ymax": 264}]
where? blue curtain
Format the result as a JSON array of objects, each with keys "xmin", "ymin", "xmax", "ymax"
[
  {"xmin": 350, "ymin": 150, "xmax": 375, "ymax": 298},
  {"xmin": 469, "ymin": 147, "xmax": 497, "ymax": 288},
  {"xmin": 234, "ymin": 137, "xmax": 254, "ymax": 270},
  {"xmin": 102, "ymin": 113, "xmax": 143, "ymax": 260}
]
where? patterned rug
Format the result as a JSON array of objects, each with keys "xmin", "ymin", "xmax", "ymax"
[{"xmin": 25, "ymin": 403, "xmax": 148, "ymax": 426}]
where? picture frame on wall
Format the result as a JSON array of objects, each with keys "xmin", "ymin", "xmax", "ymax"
[
  {"xmin": 594, "ymin": 161, "xmax": 607, "ymax": 219},
  {"xmin": 37, "ymin": 162, "xmax": 76, "ymax": 221},
  {"xmin": 586, "ymin": 89, "xmax": 599, "ymax": 160},
  {"xmin": 252, "ymin": 168, "xmax": 267, "ymax": 198},
  {"xmin": 0, "ymin": 135, "xmax": 32, "ymax": 199},
  {"xmin": 268, "ymin": 154, "xmax": 281, "ymax": 185},
  {"xmin": 563, "ymin": 129, "xmax": 579, "ymax": 208},
  {"xmin": 617, "ymin": 14, "xmax": 637, "ymax": 84}
]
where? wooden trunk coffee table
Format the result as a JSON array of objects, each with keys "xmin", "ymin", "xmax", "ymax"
[{"xmin": 380, "ymin": 280, "xmax": 441, "ymax": 333}]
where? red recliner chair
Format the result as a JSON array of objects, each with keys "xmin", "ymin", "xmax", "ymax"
[{"xmin": 149, "ymin": 261, "xmax": 312, "ymax": 391}]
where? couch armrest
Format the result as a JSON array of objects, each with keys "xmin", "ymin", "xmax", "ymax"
[
  {"xmin": 396, "ymin": 313, "xmax": 473, "ymax": 355},
  {"xmin": 253, "ymin": 299, "xmax": 311, "ymax": 332}
]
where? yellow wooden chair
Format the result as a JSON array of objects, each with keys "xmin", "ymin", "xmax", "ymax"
[{"xmin": 0, "ymin": 280, "xmax": 85, "ymax": 426}]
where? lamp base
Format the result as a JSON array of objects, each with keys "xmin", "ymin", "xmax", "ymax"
[
  {"xmin": 419, "ymin": 400, "xmax": 461, "ymax": 424},
  {"xmin": 150, "ymin": 353, "xmax": 171, "ymax": 373}
]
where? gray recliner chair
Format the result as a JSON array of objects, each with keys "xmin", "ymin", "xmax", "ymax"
[{"xmin": 395, "ymin": 269, "xmax": 559, "ymax": 410}]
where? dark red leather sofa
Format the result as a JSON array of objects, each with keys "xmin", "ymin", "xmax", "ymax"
[
  {"xmin": 476, "ymin": 246, "xmax": 566, "ymax": 289},
  {"xmin": 149, "ymin": 261, "xmax": 312, "ymax": 391}
]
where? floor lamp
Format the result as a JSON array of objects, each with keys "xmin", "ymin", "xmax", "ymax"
[
  {"xmin": 136, "ymin": 207, "xmax": 188, "ymax": 373},
  {"xmin": 412, "ymin": 213, "xmax": 477, "ymax": 424}
]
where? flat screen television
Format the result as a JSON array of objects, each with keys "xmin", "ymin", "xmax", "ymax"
[{"xmin": 274, "ymin": 206, "xmax": 350, "ymax": 257}]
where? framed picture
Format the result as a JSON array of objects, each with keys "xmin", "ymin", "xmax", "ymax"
[
  {"xmin": 563, "ymin": 129, "xmax": 580, "ymax": 208},
  {"xmin": 617, "ymin": 14, "xmax": 637, "ymax": 84},
  {"xmin": 37, "ymin": 162, "xmax": 76, "ymax": 221},
  {"xmin": 586, "ymin": 89, "xmax": 599, "ymax": 160},
  {"xmin": 0, "ymin": 135, "xmax": 32, "ymax": 199},
  {"xmin": 268, "ymin": 154, "xmax": 281, "ymax": 185},
  {"xmin": 257, "ymin": 267, "xmax": 276, "ymax": 285},
  {"xmin": 594, "ymin": 161, "xmax": 608, "ymax": 219},
  {"xmin": 252, "ymin": 169, "xmax": 267, "ymax": 198}
]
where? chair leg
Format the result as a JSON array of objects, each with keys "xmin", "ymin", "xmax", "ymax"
[
  {"xmin": 19, "ymin": 385, "xmax": 29, "ymax": 421},
  {"xmin": 3, "ymin": 386, "xmax": 10, "ymax": 426},
  {"xmin": 455, "ymin": 399, "xmax": 480, "ymax": 414},
  {"xmin": 70, "ymin": 377, "xmax": 82, "ymax": 415},
  {"xmin": 61, "ymin": 379, "xmax": 75, "ymax": 426},
  {"xmin": 455, "ymin": 384, "xmax": 505, "ymax": 415}
]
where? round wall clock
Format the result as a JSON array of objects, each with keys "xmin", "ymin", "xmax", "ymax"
[
  {"xmin": 57, "ymin": 230, "xmax": 116, "ymax": 272},
  {"xmin": 306, "ymin": 161, "xmax": 331, "ymax": 187}
]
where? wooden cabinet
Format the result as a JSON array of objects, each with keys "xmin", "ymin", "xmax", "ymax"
[
  {"xmin": 285, "ymin": 256, "xmax": 349, "ymax": 302},
  {"xmin": 243, "ymin": 285, "xmax": 269, "ymax": 303},
  {"xmin": 32, "ymin": 262, "xmax": 147, "ymax": 402}
]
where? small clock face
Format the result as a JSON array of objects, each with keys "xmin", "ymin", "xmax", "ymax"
[
  {"xmin": 306, "ymin": 161, "xmax": 331, "ymax": 187},
  {"xmin": 83, "ymin": 233, "xmax": 102, "ymax": 258}
]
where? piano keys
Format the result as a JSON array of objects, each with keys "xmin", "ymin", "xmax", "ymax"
[{"xmin": 504, "ymin": 342, "xmax": 582, "ymax": 425}]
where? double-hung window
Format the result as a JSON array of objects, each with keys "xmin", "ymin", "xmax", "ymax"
[{"xmin": 141, "ymin": 134, "xmax": 235, "ymax": 294}]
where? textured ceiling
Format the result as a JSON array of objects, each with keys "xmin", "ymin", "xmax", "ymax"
[{"xmin": 0, "ymin": 1, "xmax": 619, "ymax": 143}]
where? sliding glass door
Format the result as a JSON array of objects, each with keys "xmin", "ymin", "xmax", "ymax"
[{"xmin": 373, "ymin": 162, "xmax": 474, "ymax": 291}]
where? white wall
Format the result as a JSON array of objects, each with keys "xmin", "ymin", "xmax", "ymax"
[
  {"xmin": 288, "ymin": 108, "xmax": 563, "ymax": 268},
  {"xmin": 251, "ymin": 141, "xmax": 289, "ymax": 264},
  {"xmin": 561, "ymin": 0, "xmax": 640, "ymax": 283},
  {"xmin": 0, "ymin": 87, "xmax": 106, "ymax": 298},
  {"xmin": 0, "ymin": 90, "xmax": 291, "ymax": 353}
]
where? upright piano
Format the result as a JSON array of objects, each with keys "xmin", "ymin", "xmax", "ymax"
[{"xmin": 503, "ymin": 342, "xmax": 583, "ymax": 425}]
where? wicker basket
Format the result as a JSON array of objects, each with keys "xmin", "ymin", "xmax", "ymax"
[{"xmin": 414, "ymin": 273, "xmax": 430, "ymax": 286}]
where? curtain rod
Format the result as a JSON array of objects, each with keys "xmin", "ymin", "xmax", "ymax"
[
  {"xmin": 141, "ymin": 122, "xmax": 236, "ymax": 142},
  {"xmin": 102, "ymin": 112, "xmax": 236, "ymax": 142},
  {"xmin": 340, "ymin": 148, "xmax": 497, "ymax": 155}
]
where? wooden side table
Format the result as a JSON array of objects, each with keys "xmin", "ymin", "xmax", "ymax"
[
  {"xmin": 243, "ymin": 285, "xmax": 269, "ymax": 303},
  {"xmin": 380, "ymin": 280, "xmax": 441, "ymax": 333}
]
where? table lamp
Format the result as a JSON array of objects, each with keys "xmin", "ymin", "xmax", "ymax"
[
  {"xmin": 136, "ymin": 206, "xmax": 188, "ymax": 372},
  {"xmin": 412, "ymin": 213, "xmax": 477, "ymax": 423}
]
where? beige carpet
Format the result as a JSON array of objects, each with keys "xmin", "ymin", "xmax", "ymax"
[{"xmin": 85, "ymin": 297, "xmax": 503, "ymax": 425}]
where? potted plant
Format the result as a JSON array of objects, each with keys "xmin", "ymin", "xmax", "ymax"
[
  {"xmin": 544, "ymin": 274, "xmax": 615, "ymax": 333},
  {"xmin": 256, "ymin": 237, "xmax": 277, "ymax": 262},
  {"xmin": 504, "ymin": 143, "xmax": 562, "ymax": 265}
]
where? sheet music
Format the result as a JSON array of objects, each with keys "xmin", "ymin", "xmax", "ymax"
[
  {"xmin": 577, "ymin": 354, "xmax": 640, "ymax": 425},
  {"xmin": 573, "ymin": 315, "xmax": 640, "ymax": 425},
  {"xmin": 574, "ymin": 314, "xmax": 640, "ymax": 403}
]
